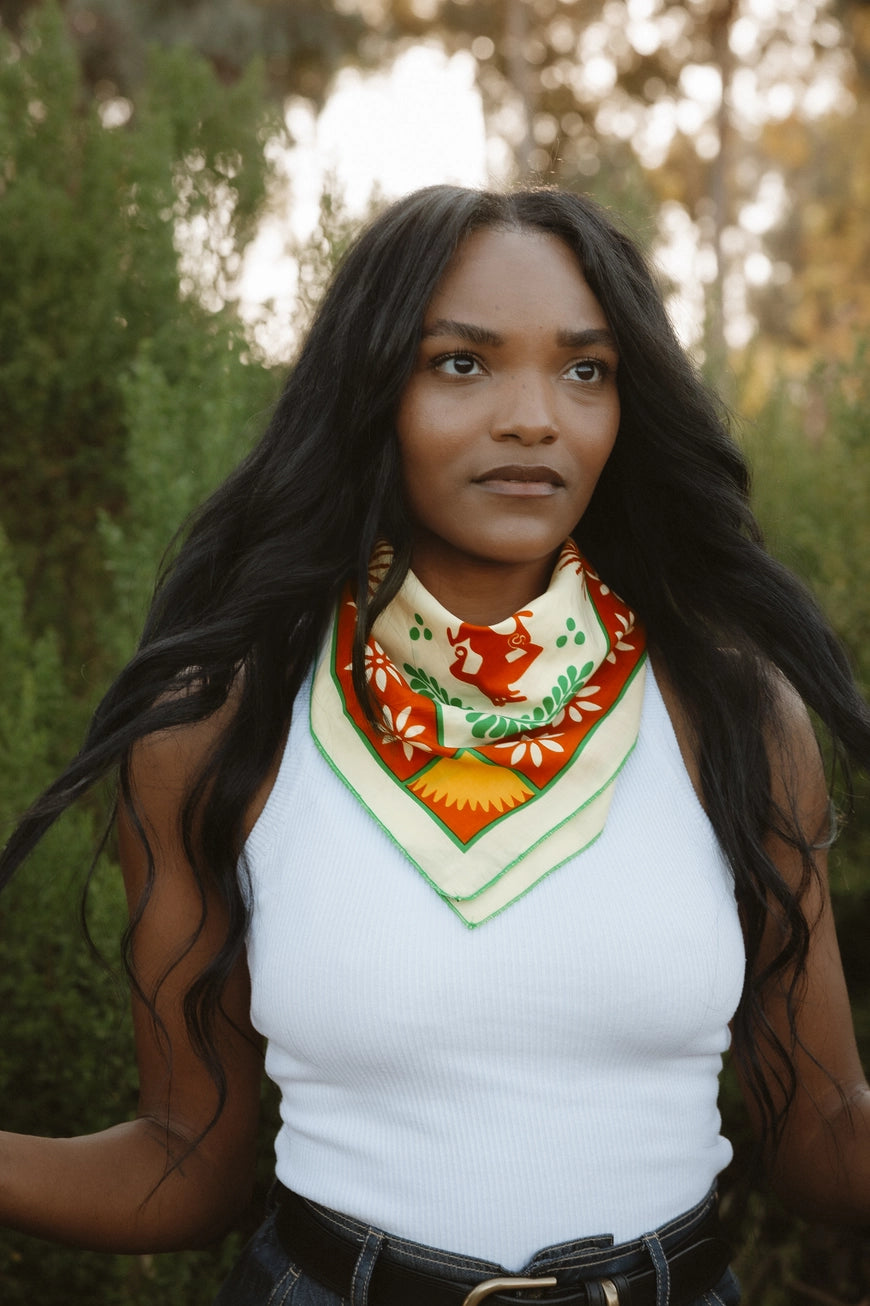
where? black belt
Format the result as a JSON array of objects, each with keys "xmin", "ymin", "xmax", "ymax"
[{"xmin": 273, "ymin": 1186, "xmax": 731, "ymax": 1306}]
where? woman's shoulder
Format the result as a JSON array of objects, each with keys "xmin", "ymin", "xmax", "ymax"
[
  {"xmin": 759, "ymin": 663, "xmax": 831, "ymax": 850},
  {"xmin": 650, "ymin": 648, "xmax": 828, "ymax": 835},
  {"xmin": 127, "ymin": 671, "xmax": 285, "ymax": 841},
  {"xmin": 648, "ymin": 649, "xmax": 702, "ymax": 799}
]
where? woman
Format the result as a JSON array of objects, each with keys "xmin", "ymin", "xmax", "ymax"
[{"xmin": 2, "ymin": 185, "xmax": 870, "ymax": 1305}]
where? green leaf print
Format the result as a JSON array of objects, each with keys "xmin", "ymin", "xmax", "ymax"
[
  {"xmin": 404, "ymin": 663, "xmax": 463, "ymax": 707},
  {"xmin": 459, "ymin": 661, "xmax": 596, "ymax": 741},
  {"xmin": 409, "ymin": 613, "xmax": 433, "ymax": 642},
  {"xmin": 555, "ymin": 615, "xmax": 587, "ymax": 648}
]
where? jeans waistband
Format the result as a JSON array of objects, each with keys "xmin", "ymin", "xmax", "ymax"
[{"xmin": 272, "ymin": 1184, "xmax": 730, "ymax": 1306}]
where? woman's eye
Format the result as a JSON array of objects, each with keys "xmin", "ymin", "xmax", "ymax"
[
  {"xmin": 567, "ymin": 359, "xmax": 608, "ymax": 383},
  {"xmin": 434, "ymin": 352, "xmax": 483, "ymax": 376}
]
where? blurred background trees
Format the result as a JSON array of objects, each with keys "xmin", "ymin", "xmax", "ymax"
[{"xmin": 0, "ymin": 1, "xmax": 868, "ymax": 1301}]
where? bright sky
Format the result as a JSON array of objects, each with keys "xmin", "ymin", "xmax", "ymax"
[
  {"xmin": 237, "ymin": 44, "xmax": 490, "ymax": 358},
  {"xmin": 236, "ymin": 44, "xmax": 718, "ymax": 362},
  {"xmin": 235, "ymin": 1, "xmax": 853, "ymax": 360},
  {"xmin": 287, "ymin": 44, "xmax": 490, "ymax": 225}
]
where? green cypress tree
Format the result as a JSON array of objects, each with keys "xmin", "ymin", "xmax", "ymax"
[
  {"xmin": 0, "ymin": 1, "xmax": 282, "ymax": 673},
  {"xmin": 0, "ymin": 6, "xmax": 282, "ymax": 1299}
]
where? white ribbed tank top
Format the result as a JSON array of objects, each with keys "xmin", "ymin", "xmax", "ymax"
[{"xmin": 243, "ymin": 663, "xmax": 745, "ymax": 1270}]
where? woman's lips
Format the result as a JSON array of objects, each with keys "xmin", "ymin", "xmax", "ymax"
[{"xmin": 473, "ymin": 464, "xmax": 565, "ymax": 496}]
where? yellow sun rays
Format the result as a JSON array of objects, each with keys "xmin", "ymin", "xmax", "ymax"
[{"xmin": 409, "ymin": 753, "xmax": 533, "ymax": 813}]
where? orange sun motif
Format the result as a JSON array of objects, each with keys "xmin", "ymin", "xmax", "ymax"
[{"xmin": 410, "ymin": 753, "xmax": 533, "ymax": 818}]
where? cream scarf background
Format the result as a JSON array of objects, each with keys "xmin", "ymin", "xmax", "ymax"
[{"xmin": 311, "ymin": 540, "xmax": 646, "ymax": 925}]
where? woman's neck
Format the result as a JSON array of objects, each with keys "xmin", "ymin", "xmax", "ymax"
[{"xmin": 408, "ymin": 549, "xmax": 560, "ymax": 625}]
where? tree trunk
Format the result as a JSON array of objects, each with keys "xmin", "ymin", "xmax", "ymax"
[
  {"xmin": 503, "ymin": 0, "xmax": 535, "ymax": 177},
  {"xmin": 708, "ymin": 0, "xmax": 738, "ymax": 375}
]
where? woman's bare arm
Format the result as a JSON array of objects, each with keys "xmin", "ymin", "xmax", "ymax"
[
  {"xmin": 653, "ymin": 652, "xmax": 870, "ymax": 1224},
  {"xmin": 739, "ymin": 678, "xmax": 870, "ymax": 1225},
  {"xmin": 0, "ymin": 712, "xmax": 266, "ymax": 1252}
]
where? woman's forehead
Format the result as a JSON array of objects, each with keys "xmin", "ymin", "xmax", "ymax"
[{"xmin": 423, "ymin": 226, "xmax": 607, "ymax": 334}]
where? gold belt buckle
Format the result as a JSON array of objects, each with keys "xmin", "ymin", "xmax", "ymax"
[
  {"xmin": 462, "ymin": 1276, "xmax": 558, "ymax": 1306},
  {"xmin": 461, "ymin": 1274, "xmax": 620, "ymax": 1306}
]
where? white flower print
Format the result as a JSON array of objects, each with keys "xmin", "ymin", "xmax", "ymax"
[
  {"xmin": 379, "ymin": 705, "xmax": 431, "ymax": 761},
  {"xmin": 605, "ymin": 612, "xmax": 637, "ymax": 663},
  {"xmin": 350, "ymin": 640, "xmax": 403, "ymax": 693},
  {"xmin": 552, "ymin": 686, "xmax": 603, "ymax": 726},
  {"xmin": 494, "ymin": 732, "xmax": 564, "ymax": 768}
]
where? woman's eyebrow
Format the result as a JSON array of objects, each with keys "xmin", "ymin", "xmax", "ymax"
[
  {"xmin": 421, "ymin": 318, "xmax": 503, "ymax": 346},
  {"xmin": 556, "ymin": 327, "xmax": 619, "ymax": 351},
  {"xmin": 420, "ymin": 319, "xmax": 618, "ymax": 353}
]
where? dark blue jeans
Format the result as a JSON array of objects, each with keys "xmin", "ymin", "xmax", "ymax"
[{"xmin": 214, "ymin": 1185, "xmax": 740, "ymax": 1306}]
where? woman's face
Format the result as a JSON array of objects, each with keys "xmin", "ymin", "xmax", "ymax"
[{"xmin": 396, "ymin": 225, "xmax": 621, "ymax": 624}]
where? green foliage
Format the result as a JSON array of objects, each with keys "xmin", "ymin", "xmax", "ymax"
[
  {"xmin": 6, "ymin": 0, "xmax": 369, "ymax": 104},
  {"xmin": 0, "ymin": 530, "xmax": 69, "ymax": 826},
  {"xmin": 0, "ymin": 8, "xmax": 284, "ymax": 1300},
  {"xmin": 98, "ymin": 332, "xmax": 277, "ymax": 668},
  {"xmin": 143, "ymin": 42, "xmax": 280, "ymax": 255},
  {"xmin": 0, "ymin": 1, "xmax": 282, "ymax": 668},
  {"xmin": 743, "ymin": 352, "xmax": 870, "ymax": 694},
  {"xmin": 721, "ymin": 351, "xmax": 870, "ymax": 1304}
]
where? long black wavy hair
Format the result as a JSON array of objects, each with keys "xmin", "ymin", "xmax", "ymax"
[{"xmin": 3, "ymin": 184, "xmax": 870, "ymax": 1158}]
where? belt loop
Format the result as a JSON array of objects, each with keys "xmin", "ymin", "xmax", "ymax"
[
  {"xmin": 641, "ymin": 1232, "xmax": 670, "ymax": 1306},
  {"xmin": 350, "ymin": 1227, "xmax": 384, "ymax": 1306}
]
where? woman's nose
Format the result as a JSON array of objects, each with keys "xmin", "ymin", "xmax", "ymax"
[{"xmin": 489, "ymin": 372, "xmax": 558, "ymax": 444}]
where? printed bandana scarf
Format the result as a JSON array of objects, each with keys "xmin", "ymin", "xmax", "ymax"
[{"xmin": 310, "ymin": 540, "xmax": 647, "ymax": 926}]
